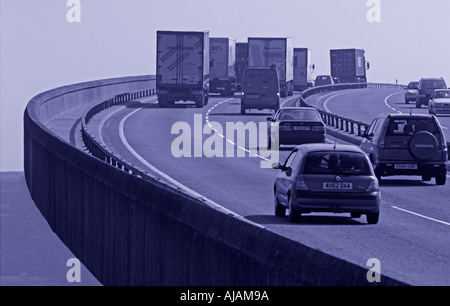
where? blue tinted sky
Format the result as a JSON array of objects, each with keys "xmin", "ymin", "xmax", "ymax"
[{"xmin": 1, "ymin": 0, "xmax": 449, "ymax": 171}]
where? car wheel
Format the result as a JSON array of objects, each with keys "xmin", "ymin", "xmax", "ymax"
[
  {"xmin": 274, "ymin": 194, "xmax": 286, "ymax": 217},
  {"xmin": 240, "ymin": 105, "xmax": 246, "ymax": 115},
  {"xmin": 351, "ymin": 212, "xmax": 362, "ymax": 219},
  {"xmin": 366, "ymin": 211, "xmax": 379, "ymax": 225},
  {"xmin": 288, "ymin": 196, "xmax": 301, "ymax": 223},
  {"xmin": 436, "ymin": 173, "xmax": 447, "ymax": 186},
  {"xmin": 371, "ymin": 159, "xmax": 382, "ymax": 182},
  {"xmin": 415, "ymin": 99, "xmax": 421, "ymax": 108}
]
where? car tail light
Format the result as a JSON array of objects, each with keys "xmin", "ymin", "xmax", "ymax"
[
  {"xmin": 279, "ymin": 124, "xmax": 292, "ymax": 131},
  {"xmin": 367, "ymin": 179, "xmax": 379, "ymax": 192},
  {"xmin": 296, "ymin": 176, "xmax": 309, "ymax": 191},
  {"xmin": 311, "ymin": 125, "xmax": 325, "ymax": 132}
]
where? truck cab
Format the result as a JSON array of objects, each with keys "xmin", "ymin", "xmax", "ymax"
[{"xmin": 240, "ymin": 67, "xmax": 280, "ymax": 115}]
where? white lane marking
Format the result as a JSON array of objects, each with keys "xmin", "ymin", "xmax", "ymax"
[
  {"xmin": 118, "ymin": 101, "xmax": 257, "ymax": 223},
  {"xmin": 323, "ymin": 92, "xmax": 350, "ymax": 113},
  {"xmin": 204, "ymin": 98, "xmax": 260, "ymax": 157},
  {"xmin": 204, "ymin": 95, "xmax": 300, "ymax": 160},
  {"xmin": 384, "ymin": 91, "xmax": 405, "ymax": 114},
  {"xmin": 97, "ymin": 97, "xmax": 158, "ymax": 144},
  {"xmin": 384, "ymin": 92, "xmax": 449, "ymax": 130},
  {"xmin": 392, "ymin": 206, "xmax": 450, "ymax": 227}
]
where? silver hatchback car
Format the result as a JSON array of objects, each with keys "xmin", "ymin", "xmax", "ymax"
[{"xmin": 273, "ymin": 144, "xmax": 381, "ymax": 224}]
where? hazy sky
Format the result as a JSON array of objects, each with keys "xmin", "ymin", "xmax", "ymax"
[{"xmin": 1, "ymin": 0, "xmax": 450, "ymax": 171}]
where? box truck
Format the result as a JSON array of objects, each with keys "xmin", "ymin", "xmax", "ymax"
[
  {"xmin": 330, "ymin": 49, "xmax": 369, "ymax": 83},
  {"xmin": 156, "ymin": 31, "xmax": 210, "ymax": 107},
  {"xmin": 209, "ymin": 37, "xmax": 236, "ymax": 96},
  {"xmin": 248, "ymin": 37, "xmax": 294, "ymax": 98},
  {"xmin": 293, "ymin": 48, "xmax": 315, "ymax": 91},
  {"xmin": 235, "ymin": 42, "xmax": 249, "ymax": 92}
]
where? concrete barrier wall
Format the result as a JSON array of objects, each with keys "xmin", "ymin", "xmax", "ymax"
[{"xmin": 24, "ymin": 77, "xmax": 407, "ymax": 286}]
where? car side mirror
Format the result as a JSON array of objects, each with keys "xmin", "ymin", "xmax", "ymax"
[
  {"xmin": 363, "ymin": 130, "xmax": 373, "ymax": 139},
  {"xmin": 267, "ymin": 117, "xmax": 274, "ymax": 122},
  {"xmin": 286, "ymin": 168, "xmax": 293, "ymax": 177}
]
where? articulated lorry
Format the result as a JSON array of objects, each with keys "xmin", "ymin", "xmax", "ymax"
[
  {"xmin": 248, "ymin": 37, "xmax": 294, "ymax": 98},
  {"xmin": 293, "ymin": 48, "xmax": 315, "ymax": 91},
  {"xmin": 235, "ymin": 42, "xmax": 249, "ymax": 92},
  {"xmin": 156, "ymin": 30, "xmax": 210, "ymax": 107},
  {"xmin": 209, "ymin": 37, "xmax": 236, "ymax": 96},
  {"xmin": 330, "ymin": 49, "xmax": 369, "ymax": 83}
]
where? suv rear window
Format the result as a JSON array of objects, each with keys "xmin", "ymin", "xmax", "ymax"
[
  {"xmin": 304, "ymin": 152, "xmax": 371, "ymax": 175},
  {"xmin": 421, "ymin": 80, "xmax": 446, "ymax": 89},
  {"xmin": 386, "ymin": 118, "xmax": 440, "ymax": 136}
]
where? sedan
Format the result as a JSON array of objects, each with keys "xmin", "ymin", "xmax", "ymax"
[
  {"xmin": 267, "ymin": 107, "xmax": 326, "ymax": 150},
  {"xmin": 429, "ymin": 89, "xmax": 450, "ymax": 115},
  {"xmin": 273, "ymin": 144, "xmax": 381, "ymax": 224}
]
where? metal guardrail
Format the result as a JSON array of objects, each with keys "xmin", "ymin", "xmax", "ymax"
[
  {"xmin": 81, "ymin": 89, "xmax": 156, "ymax": 179},
  {"xmin": 300, "ymin": 83, "xmax": 406, "ymax": 137}
]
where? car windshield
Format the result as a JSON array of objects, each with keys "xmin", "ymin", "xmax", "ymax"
[
  {"xmin": 408, "ymin": 82, "xmax": 418, "ymax": 89},
  {"xmin": 279, "ymin": 109, "xmax": 321, "ymax": 121},
  {"xmin": 434, "ymin": 91, "xmax": 450, "ymax": 99},
  {"xmin": 304, "ymin": 152, "xmax": 371, "ymax": 175},
  {"xmin": 421, "ymin": 80, "xmax": 446, "ymax": 89},
  {"xmin": 386, "ymin": 118, "xmax": 439, "ymax": 136}
]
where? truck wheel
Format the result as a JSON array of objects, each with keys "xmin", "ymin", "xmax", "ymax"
[
  {"xmin": 195, "ymin": 97, "xmax": 205, "ymax": 108},
  {"xmin": 158, "ymin": 99, "xmax": 168, "ymax": 108}
]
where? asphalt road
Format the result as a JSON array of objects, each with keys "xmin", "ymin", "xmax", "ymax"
[{"xmin": 97, "ymin": 90, "xmax": 450, "ymax": 286}]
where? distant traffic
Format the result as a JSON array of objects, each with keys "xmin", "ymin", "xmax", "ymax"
[{"xmin": 154, "ymin": 30, "xmax": 448, "ymax": 225}]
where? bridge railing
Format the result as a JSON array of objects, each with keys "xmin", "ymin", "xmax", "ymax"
[
  {"xmin": 24, "ymin": 76, "xmax": 407, "ymax": 286},
  {"xmin": 300, "ymin": 83, "xmax": 406, "ymax": 137}
]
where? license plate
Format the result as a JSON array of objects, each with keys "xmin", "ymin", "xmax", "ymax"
[
  {"xmin": 217, "ymin": 87, "xmax": 225, "ymax": 90},
  {"xmin": 323, "ymin": 182, "xmax": 353, "ymax": 190},
  {"xmin": 293, "ymin": 126, "xmax": 310, "ymax": 131},
  {"xmin": 247, "ymin": 95, "xmax": 259, "ymax": 99},
  {"xmin": 394, "ymin": 164, "xmax": 418, "ymax": 170}
]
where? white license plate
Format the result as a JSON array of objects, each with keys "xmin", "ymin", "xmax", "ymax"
[
  {"xmin": 394, "ymin": 164, "xmax": 418, "ymax": 170},
  {"xmin": 293, "ymin": 126, "xmax": 310, "ymax": 131},
  {"xmin": 323, "ymin": 182, "xmax": 353, "ymax": 190}
]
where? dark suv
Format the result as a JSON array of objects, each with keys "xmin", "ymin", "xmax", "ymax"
[
  {"xmin": 416, "ymin": 77, "xmax": 447, "ymax": 108},
  {"xmin": 361, "ymin": 114, "xmax": 448, "ymax": 185}
]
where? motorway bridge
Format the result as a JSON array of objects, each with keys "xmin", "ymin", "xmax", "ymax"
[{"xmin": 24, "ymin": 77, "xmax": 450, "ymax": 286}]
